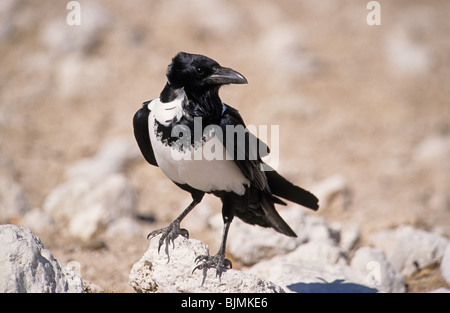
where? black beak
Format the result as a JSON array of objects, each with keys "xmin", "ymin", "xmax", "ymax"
[{"xmin": 205, "ymin": 66, "xmax": 248, "ymax": 85}]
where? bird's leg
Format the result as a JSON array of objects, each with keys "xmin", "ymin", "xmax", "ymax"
[
  {"xmin": 193, "ymin": 218, "xmax": 232, "ymax": 275},
  {"xmin": 193, "ymin": 197, "xmax": 234, "ymax": 275},
  {"xmin": 147, "ymin": 197, "xmax": 201, "ymax": 253}
]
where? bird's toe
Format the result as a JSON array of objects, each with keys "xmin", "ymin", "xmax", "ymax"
[
  {"xmin": 192, "ymin": 253, "xmax": 231, "ymax": 275},
  {"xmin": 147, "ymin": 221, "xmax": 188, "ymax": 253}
]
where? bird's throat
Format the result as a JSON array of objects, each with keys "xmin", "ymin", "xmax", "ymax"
[{"xmin": 160, "ymin": 84, "xmax": 223, "ymax": 123}]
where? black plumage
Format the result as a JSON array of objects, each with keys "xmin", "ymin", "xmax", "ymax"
[{"xmin": 133, "ymin": 52, "xmax": 318, "ymax": 274}]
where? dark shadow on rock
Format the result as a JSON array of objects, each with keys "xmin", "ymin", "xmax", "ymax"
[{"xmin": 287, "ymin": 279, "xmax": 378, "ymax": 293}]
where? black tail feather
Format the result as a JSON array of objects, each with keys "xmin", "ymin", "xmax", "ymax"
[
  {"xmin": 266, "ymin": 170, "xmax": 319, "ymax": 211},
  {"xmin": 260, "ymin": 193, "xmax": 297, "ymax": 237}
]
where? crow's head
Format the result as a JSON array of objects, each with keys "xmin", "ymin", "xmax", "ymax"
[{"xmin": 166, "ymin": 52, "xmax": 247, "ymax": 92}]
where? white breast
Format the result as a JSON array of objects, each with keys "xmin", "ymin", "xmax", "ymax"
[{"xmin": 147, "ymin": 99, "xmax": 250, "ymax": 195}]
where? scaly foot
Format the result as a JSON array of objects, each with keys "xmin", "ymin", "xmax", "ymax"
[
  {"xmin": 192, "ymin": 252, "xmax": 232, "ymax": 275},
  {"xmin": 147, "ymin": 220, "xmax": 189, "ymax": 253}
]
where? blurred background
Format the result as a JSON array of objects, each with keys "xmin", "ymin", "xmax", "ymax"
[{"xmin": 0, "ymin": 0, "xmax": 449, "ymax": 291}]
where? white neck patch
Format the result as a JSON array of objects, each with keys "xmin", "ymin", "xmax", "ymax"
[{"xmin": 148, "ymin": 88, "xmax": 187, "ymax": 126}]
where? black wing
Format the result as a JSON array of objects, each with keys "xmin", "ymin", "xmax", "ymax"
[
  {"xmin": 133, "ymin": 102, "xmax": 158, "ymax": 167},
  {"xmin": 219, "ymin": 104, "xmax": 297, "ymax": 237},
  {"xmin": 219, "ymin": 104, "xmax": 269, "ymax": 190}
]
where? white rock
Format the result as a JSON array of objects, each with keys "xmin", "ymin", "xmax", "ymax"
[
  {"xmin": 305, "ymin": 215, "xmax": 340, "ymax": 245},
  {"xmin": 44, "ymin": 177, "xmax": 91, "ymax": 221},
  {"xmin": 441, "ymin": 244, "xmax": 450, "ymax": 286},
  {"xmin": 350, "ymin": 247, "xmax": 406, "ymax": 293},
  {"xmin": 0, "ymin": 176, "xmax": 29, "ymax": 223},
  {"xmin": 82, "ymin": 280, "xmax": 103, "ymax": 293},
  {"xmin": 247, "ymin": 258, "xmax": 379, "ymax": 293},
  {"xmin": 129, "ymin": 236, "xmax": 284, "ymax": 293},
  {"xmin": 20, "ymin": 208, "xmax": 54, "ymax": 234},
  {"xmin": 278, "ymin": 241, "xmax": 347, "ymax": 265},
  {"xmin": 68, "ymin": 202, "xmax": 107, "ymax": 241},
  {"xmin": 105, "ymin": 216, "xmax": 142, "ymax": 238},
  {"xmin": 369, "ymin": 225, "xmax": 449, "ymax": 276},
  {"xmin": 66, "ymin": 137, "xmax": 140, "ymax": 181},
  {"xmin": 0, "ymin": 225, "xmax": 84, "ymax": 293},
  {"xmin": 336, "ymin": 223, "xmax": 360, "ymax": 253},
  {"xmin": 44, "ymin": 136, "xmax": 139, "ymax": 241},
  {"xmin": 44, "ymin": 174, "xmax": 136, "ymax": 241}
]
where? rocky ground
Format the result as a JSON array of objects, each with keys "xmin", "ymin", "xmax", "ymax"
[{"xmin": 0, "ymin": 0, "xmax": 449, "ymax": 292}]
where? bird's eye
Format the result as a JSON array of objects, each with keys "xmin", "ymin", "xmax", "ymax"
[{"xmin": 195, "ymin": 67, "xmax": 205, "ymax": 76}]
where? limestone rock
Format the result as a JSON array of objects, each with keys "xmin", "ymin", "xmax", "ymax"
[
  {"xmin": 44, "ymin": 173, "xmax": 136, "ymax": 241},
  {"xmin": 65, "ymin": 136, "xmax": 140, "ymax": 181},
  {"xmin": 129, "ymin": 236, "xmax": 284, "ymax": 293},
  {"xmin": 43, "ymin": 137, "xmax": 140, "ymax": 241},
  {"xmin": 350, "ymin": 247, "xmax": 406, "ymax": 293},
  {"xmin": 0, "ymin": 225, "xmax": 84, "ymax": 293},
  {"xmin": 369, "ymin": 225, "xmax": 449, "ymax": 276}
]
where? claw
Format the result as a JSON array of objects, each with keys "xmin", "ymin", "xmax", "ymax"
[
  {"xmin": 179, "ymin": 228, "xmax": 189, "ymax": 239},
  {"xmin": 192, "ymin": 253, "xmax": 232, "ymax": 275},
  {"xmin": 223, "ymin": 258, "xmax": 232, "ymax": 269},
  {"xmin": 194, "ymin": 254, "xmax": 209, "ymax": 265},
  {"xmin": 146, "ymin": 221, "xmax": 189, "ymax": 253},
  {"xmin": 146, "ymin": 228, "xmax": 164, "ymax": 241}
]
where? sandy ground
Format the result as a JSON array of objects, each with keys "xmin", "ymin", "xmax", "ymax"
[{"xmin": 0, "ymin": 0, "xmax": 449, "ymax": 292}]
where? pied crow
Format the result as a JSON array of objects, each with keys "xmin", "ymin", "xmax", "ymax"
[{"xmin": 133, "ymin": 52, "xmax": 319, "ymax": 274}]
